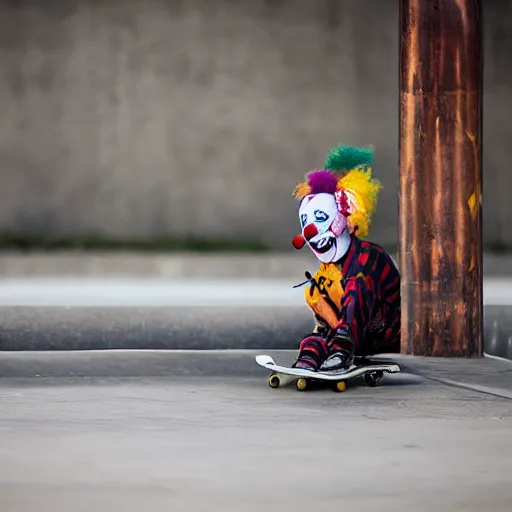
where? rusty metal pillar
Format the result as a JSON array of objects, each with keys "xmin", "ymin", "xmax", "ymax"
[{"xmin": 399, "ymin": 0, "xmax": 483, "ymax": 357}]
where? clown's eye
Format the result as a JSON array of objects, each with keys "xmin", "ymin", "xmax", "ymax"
[
  {"xmin": 314, "ymin": 210, "xmax": 329, "ymax": 222},
  {"xmin": 301, "ymin": 214, "xmax": 307, "ymax": 227}
]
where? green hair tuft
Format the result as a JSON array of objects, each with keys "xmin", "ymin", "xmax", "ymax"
[{"xmin": 323, "ymin": 144, "xmax": 374, "ymax": 172}]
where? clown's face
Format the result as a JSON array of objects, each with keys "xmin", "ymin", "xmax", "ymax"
[{"xmin": 294, "ymin": 193, "xmax": 351, "ymax": 263}]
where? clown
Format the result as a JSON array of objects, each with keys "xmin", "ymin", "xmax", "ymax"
[{"xmin": 291, "ymin": 144, "xmax": 401, "ymax": 372}]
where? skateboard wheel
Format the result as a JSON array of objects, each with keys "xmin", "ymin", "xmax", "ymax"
[
  {"xmin": 364, "ymin": 371, "xmax": 383, "ymax": 387},
  {"xmin": 268, "ymin": 374, "xmax": 281, "ymax": 389},
  {"xmin": 335, "ymin": 381, "xmax": 347, "ymax": 392},
  {"xmin": 296, "ymin": 378, "xmax": 308, "ymax": 391}
]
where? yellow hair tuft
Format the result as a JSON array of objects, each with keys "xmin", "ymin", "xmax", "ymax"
[
  {"xmin": 337, "ymin": 167, "xmax": 381, "ymax": 238},
  {"xmin": 292, "ymin": 182, "xmax": 311, "ymax": 200}
]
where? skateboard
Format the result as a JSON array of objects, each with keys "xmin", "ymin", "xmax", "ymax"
[{"xmin": 255, "ymin": 354, "xmax": 401, "ymax": 392}]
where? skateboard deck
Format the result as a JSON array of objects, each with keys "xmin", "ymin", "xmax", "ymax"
[{"xmin": 255, "ymin": 354, "xmax": 401, "ymax": 392}]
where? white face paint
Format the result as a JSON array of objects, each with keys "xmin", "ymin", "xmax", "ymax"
[{"xmin": 298, "ymin": 193, "xmax": 351, "ymax": 263}]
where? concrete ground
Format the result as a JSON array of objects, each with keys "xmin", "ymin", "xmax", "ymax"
[
  {"xmin": 0, "ymin": 364, "xmax": 512, "ymax": 512},
  {"xmin": 0, "ymin": 277, "xmax": 511, "ymax": 307},
  {"xmin": 0, "ymin": 279, "xmax": 510, "ymax": 358},
  {"xmin": 0, "ymin": 251, "xmax": 510, "ymax": 278},
  {"xmin": 0, "ymin": 263, "xmax": 511, "ymax": 511}
]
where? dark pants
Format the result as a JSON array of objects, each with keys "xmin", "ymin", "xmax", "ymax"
[{"xmin": 296, "ymin": 272, "xmax": 401, "ymax": 368}]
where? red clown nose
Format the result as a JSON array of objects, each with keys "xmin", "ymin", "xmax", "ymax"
[
  {"xmin": 303, "ymin": 223, "xmax": 318, "ymax": 241},
  {"xmin": 292, "ymin": 235, "xmax": 306, "ymax": 250}
]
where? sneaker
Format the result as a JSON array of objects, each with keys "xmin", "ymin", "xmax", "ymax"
[
  {"xmin": 321, "ymin": 326, "xmax": 356, "ymax": 371},
  {"xmin": 320, "ymin": 352, "xmax": 350, "ymax": 372}
]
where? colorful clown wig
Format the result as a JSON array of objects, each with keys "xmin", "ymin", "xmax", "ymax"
[{"xmin": 293, "ymin": 144, "xmax": 381, "ymax": 238}]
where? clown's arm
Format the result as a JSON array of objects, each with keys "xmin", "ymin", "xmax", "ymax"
[{"xmin": 335, "ymin": 246, "xmax": 400, "ymax": 353}]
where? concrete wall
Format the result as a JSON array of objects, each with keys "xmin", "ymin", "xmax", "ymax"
[{"xmin": 1, "ymin": 0, "xmax": 511, "ymax": 249}]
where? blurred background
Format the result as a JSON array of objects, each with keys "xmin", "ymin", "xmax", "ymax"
[
  {"xmin": 1, "ymin": 5, "xmax": 512, "ymax": 510},
  {"xmin": 1, "ymin": 0, "xmax": 511, "ymax": 257}
]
